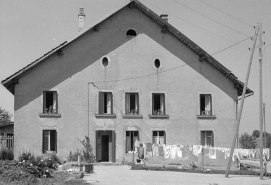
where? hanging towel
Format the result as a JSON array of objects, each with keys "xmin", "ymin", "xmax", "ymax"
[
  {"xmin": 170, "ymin": 145, "xmax": 177, "ymax": 160},
  {"xmin": 164, "ymin": 145, "xmax": 170, "ymax": 159},
  {"xmin": 176, "ymin": 146, "xmax": 182, "ymax": 158},
  {"xmin": 209, "ymin": 149, "xmax": 216, "ymax": 159},
  {"xmin": 192, "ymin": 145, "xmax": 202, "ymax": 157}
]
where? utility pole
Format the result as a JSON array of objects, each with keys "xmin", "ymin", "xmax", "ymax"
[
  {"xmin": 258, "ymin": 22, "xmax": 264, "ymax": 180},
  {"xmin": 225, "ymin": 25, "xmax": 259, "ymax": 178},
  {"xmin": 263, "ymin": 103, "xmax": 266, "ymax": 148}
]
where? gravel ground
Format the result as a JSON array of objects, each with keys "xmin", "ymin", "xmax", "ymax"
[{"xmin": 83, "ymin": 165, "xmax": 271, "ymax": 185}]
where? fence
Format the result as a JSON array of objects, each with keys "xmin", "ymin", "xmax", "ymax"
[{"xmin": 0, "ymin": 135, "xmax": 14, "ymax": 150}]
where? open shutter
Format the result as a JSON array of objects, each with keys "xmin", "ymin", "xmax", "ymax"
[
  {"xmin": 106, "ymin": 93, "xmax": 112, "ymax": 114},
  {"xmin": 99, "ymin": 92, "xmax": 104, "ymax": 114},
  {"xmin": 95, "ymin": 131, "xmax": 98, "ymax": 162},
  {"xmin": 211, "ymin": 131, "xmax": 214, "ymax": 147},
  {"xmin": 135, "ymin": 93, "xmax": 139, "ymax": 114},
  {"xmin": 112, "ymin": 131, "xmax": 116, "ymax": 162},
  {"xmin": 126, "ymin": 131, "xmax": 130, "ymax": 152},
  {"xmin": 43, "ymin": 92, "xmax": 46, "ymax": 113},
  {"xmin": 152, "ymin": 94, "xmax": 154, "ymax": 114},
  {"xmin": 125, "ymin": 93, "xmax": 130, "ymax": 114}
]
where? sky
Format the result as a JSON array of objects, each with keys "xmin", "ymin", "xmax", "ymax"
[{"xmin": 0, "ymin": 0, "xmax": 271, "ymax": 135}]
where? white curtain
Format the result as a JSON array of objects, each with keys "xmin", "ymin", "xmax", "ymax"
[
  {"xmin": 53, "ymin": 92, "xmax": 57, "ymax": 113},
  {"xmin": 205, "ymin": 95, "xmax": 211, "ymax": 114},
  {"xmin": 106, "ymin": 93, "xmax": 112, "ymax": 114},
  {"xmin": 160, "ymin": 94, "xmax": 164, "ymax": 113},
  {"xmin": 135, "ymin": 94, "xmax": 138, "ymax": 114}
]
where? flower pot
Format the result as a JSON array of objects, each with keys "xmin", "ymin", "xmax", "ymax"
[{"xmin": 84, "ymin": 163, "xmax": 93, "ymax": 173}]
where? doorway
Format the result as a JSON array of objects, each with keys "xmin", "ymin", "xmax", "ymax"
[
  {"xmin": 96, "ymin": 130, "xmax": 116, "ymax": 162},
  {"xmin": 101, "ymin": 135, "xmax": 109, "ymax": 161}
]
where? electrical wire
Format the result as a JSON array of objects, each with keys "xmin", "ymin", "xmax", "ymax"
[
  {"xmin": 141, "ymin": 0, "xmax": 234, "ymax": 43},
  {"xmin": 211, "ymin": 36, "xmax": 252, "ymax": 56},
  {"xmin": 170, "ymin": 0, "xmax": 249, "ymax": 37},
  {"xmin": 197, "ymin": 0, "xmax": 253, "ymax": 28}
]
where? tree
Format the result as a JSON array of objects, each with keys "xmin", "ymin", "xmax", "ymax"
[
  {"xmin": 239, "ymin": 132, "xmax": 256, "ymax": 149},
  {"xmin": 0, "ymin": 107, "xmax": 12, "ymax": 125},
  {"xmin": 252, "ymin": 130, "xmax": 260, "ymax": 138}
]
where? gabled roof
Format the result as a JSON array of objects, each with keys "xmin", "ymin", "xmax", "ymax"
[{"xmin": 1, "ymin": 0, "xmax": 253, "ymax": 96}]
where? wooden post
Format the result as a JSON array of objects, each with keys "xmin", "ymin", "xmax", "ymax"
[
  {"xmin": 225, "ymin": 25, "xmax": 259, "ymax": 178},
  {"xmin": 258, "ymin": 22, "xmax": 264, "ymax": 180}
]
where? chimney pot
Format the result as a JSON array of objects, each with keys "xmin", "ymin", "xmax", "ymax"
[{"xmin": 160, "ymin": 14, "xmax": 168, "ymax": 22}]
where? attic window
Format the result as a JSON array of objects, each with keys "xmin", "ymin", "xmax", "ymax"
[
  {"xmin": 102, "ymin": 57, "xmax": 109, "ymax": 67},
  {"xmin": 154, "ymin": 59, "xmax": 160, "ymax": 68},
  {"xmin": 126, "ymin": 29, "xmax": 137, "ymax": 37}
]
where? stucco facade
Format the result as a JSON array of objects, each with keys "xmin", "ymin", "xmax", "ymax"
[{"xmin": 2, "ymin": 1, "xmax": 251, "ymax": 162}]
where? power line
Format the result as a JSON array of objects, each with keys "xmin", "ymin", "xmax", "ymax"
[
  {"xmin": 170, "ymin": 0, "xmax": 249, "ymax": 37},
  {"xmin": 211, "ymin": 36, "xmax": 251, "ymax": 56},
  {"xmin": 197, "ymin": 0, "xmax": 253, "ymax": 28},
  {"xmin": 141, "ymin": 0, "xmax": 234, "ymax": 43}
]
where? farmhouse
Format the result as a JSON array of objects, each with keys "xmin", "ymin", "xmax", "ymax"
[{"xmin": 2, "ymin": 0, "xmax": 252, "ymax": 162}]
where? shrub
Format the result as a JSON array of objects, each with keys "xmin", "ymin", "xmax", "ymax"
[
  {"xmin": 68, "ymin": 150, "xmax": 82, "ymax": 162},
  {"xmin": 80, "ymin": 136, "xmax": 95, "ymax": 163},
  {"xmin": 0, "ymin": 148, "xmax": 14, "ymax": 160}
]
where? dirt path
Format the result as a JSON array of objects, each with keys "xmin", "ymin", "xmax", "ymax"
[{"xmin": 83, "ymin": 165, "xmax": 271, "ymax": 185}]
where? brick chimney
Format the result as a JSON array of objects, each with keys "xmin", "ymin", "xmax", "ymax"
[{"xmin": 78, "ymin": 8, "xmax": 85, "ymax": 32}]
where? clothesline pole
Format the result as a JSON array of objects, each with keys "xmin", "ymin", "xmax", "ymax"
[
  {"xmin": 202, "ymin": 148, "xmax": 204, "ymax": 170},
  {"xmin": 225, "ymin": 25, "xmax": 259, "ymax": 178}
]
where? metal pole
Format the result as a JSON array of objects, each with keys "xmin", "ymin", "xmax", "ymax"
[
  {"xmin": 263, "ymin": 103, "xmax": 266, "ymax": 148},
  {"xmin": 258, "ymin": 22, "xmax": 264, "ymax": 180},
  {"xmin": 225, "ymin": 25, "xmax": 259, "ymax": 178}
]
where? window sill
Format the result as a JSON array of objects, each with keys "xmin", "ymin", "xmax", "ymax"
[
  {"xmin": 197, "ymin": 115, "xmax": 216, "ymax": 119},
  {"xmin": 148, "ymin": 114, "xmax": 169, "ymax": 119},
  {"xmin": 39, "ymin": 113, "xmax": 61, "ymax": 118},
  {"xmin": 95, "ymin": 114, "xmax": 116, "ymax": 119},
  {"xmin": 122, "ymin": 114, "xmax": 143, "ymax": 119}
]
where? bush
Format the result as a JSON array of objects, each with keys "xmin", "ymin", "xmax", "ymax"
[
  {"xmin": 0, "ymin": 148, "xmax": 14, "ymax": 160},
  {"xmin": 80, "ymin": 136, "xmax": 95, "ymax": 163}
]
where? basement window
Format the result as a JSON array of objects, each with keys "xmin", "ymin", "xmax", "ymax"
[
  {"xmin": 154, "ymin": 59, "xmax": 161, "ymax": 68},
  {"xmin": 152, "ymin": 93, "xmax": 165, "ymax": 115},
  {"xmin": 126, "ymin": 29, "xmax": 137, "ymax": 37},
  {"xmin": 43, "ymin": 91, "xmax": 57, "ymax": 114},
  {"xmin": 125, "ymin": 93, "xmax": 139, "ymax": 115},
  {"xmin": 153, "ymin": 131, "xmax": 166, "ymax": 144},
  {"xmin": 99, "ymin": 92, "xmax": 113, "ymax": 114},
  {"xmin": 201, "ymin": 131, "xmax": 214, "ymax": 147},
  {"xmin": 200, "ymin": 94, "xmax": 212, "ymax": 116},
  {"xmin": 126, "ymin": 131, "xmax": 139, "ymax": 153},
  {"xmin": 43, "ymin": 130, "xmax": 57, "ymax": 153}
]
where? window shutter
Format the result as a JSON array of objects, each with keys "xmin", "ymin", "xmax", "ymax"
[
  {"xmin": 112, "ymin": 131, "xmax": 116, "ymax": 162},
  {"xmin": 95, "ymin": 131, "xmax": 98, "ymax": 162},
  {"xmin": 99, "ymin": 92, "xmax": 104, "ymax": 114},
  {"xmin": 43, "ymin": 92, "xmax": 46, "ymax": 113},
  {"xmin": 152, "ymin": 94, "xmax": 154, "ymax": 114},
  {"xmin": 55, "ymin": 131, "xmax": 57, "ymax": 153},
  {"xmin": 135, "ymin": 93, "xmax": 139, "ymax": 114},
  {"xmin": 211, "ymin": 131, "xmax": 214, "ymax": 147},
  {"xmin": 126, "ymin": 132, "xmax": 130, "ymax": 152},
  {"xmin": 125, "ymin": 93, "xmax": 130, "ymax": 114}
]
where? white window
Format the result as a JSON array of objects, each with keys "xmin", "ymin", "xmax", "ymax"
[
  {"xmin": 152, "ymin": 93, "xmax": 165, "ymax": 115},
  {"xmin": 99, "ymin": 92, "xmax": 113, "ymax": 114},
  {"xmin": 126, "ymin": 131, "xmax": 139, "ymax": 153},
  {"xmin": 43, "ymin": 130, "xmax": 57, "ymax": 153},
  {"xmin": 201, "ymin": 131, "xmax": 214, "ymax": 146},
  {"xmin": 152, "ymin": 131, "xmax": 166, "ymax": 144},
  {"xmin": 43, "ymin": 91, "xmax": 57, "ymax": 113},
  {"xmin": 200, "ymin": 94, "xmax": 212, "ymax": 115},
  {"xmin": 125, "ymin": 93, "xmax": 139, "ymax": 115}
]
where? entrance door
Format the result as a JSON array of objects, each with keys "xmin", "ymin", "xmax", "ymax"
[{"xmin": 101, "ymin": 135, "xmax": 109, "ymax": 161}]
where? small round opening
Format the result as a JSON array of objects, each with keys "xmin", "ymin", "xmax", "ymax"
[
  {"xmin": 126, "ymin": 29, "xmax": 137, "ymax": 37},
  {"xmin": 102, "ymin": 57, "xmax": 109, "ymax": 67},
  {"xmin": 154, "ymin": 59, "xmax": 160, "ymax": 68}
]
